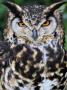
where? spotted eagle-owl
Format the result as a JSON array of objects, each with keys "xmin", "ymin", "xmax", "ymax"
[{"xmin": 0, "ymin": 1, "xmax": 67, "ymax": 90}]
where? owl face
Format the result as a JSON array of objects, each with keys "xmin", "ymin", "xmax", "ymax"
[
  {"xmin": 11, "ymin": 12, "xmax": 57, "ymax": 42},
  {"xmin": 3, "ymin": 1, "xmax": 65, "ymax": 45}
]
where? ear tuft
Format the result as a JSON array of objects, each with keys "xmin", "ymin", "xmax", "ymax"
[
  {"xmin": 2, "ymin": 1, "xmax": 23, "ymax": 18},
  {"xmin": 49, "ymin": 1, "xmax": 67, "ymax": 12},
  {"xmin": 44, "ymin": 1, "xmax": 67, "ymax": 17}
]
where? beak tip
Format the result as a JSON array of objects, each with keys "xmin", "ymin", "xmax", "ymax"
[{"xmin": 32, "ymin": 29, "xmax": 38, "ymax": 40}]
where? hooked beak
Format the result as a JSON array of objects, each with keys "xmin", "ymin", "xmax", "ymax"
[{"xmin": 32, "ymin": 29, "xmax": 38, "ymax": 40}]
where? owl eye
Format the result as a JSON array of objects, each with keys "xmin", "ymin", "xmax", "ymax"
[
  {"xmin": 17, "ymin": 22, "xmax": 25, "ymax": 27},
  {"xmin": 42, "ymin": 20, "xmax": 50, "ymax": 27}
]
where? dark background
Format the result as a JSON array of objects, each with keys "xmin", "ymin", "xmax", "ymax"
[{"xmin": 0, "ymin": 0, "xmax": 67, "ymax": 49}]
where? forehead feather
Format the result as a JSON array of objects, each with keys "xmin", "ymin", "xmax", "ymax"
[{"xmin": 22, "ymin": 5, "xmax": 46, "ymax": 19}]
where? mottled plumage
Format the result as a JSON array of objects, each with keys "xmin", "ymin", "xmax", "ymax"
[
  {"xmin": 0, "ymin": 41, "xmax": 66, "ymax": 90},
  {"xmin": 0, "ymin": 1, "xmax": 67, "ymax": 90}
]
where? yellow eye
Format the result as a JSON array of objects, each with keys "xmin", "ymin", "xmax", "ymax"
[
  {"xmin": 42, "ymin": 20, "xmax": 50, "ymax": 27},
  {"xmin": 17, "ymin": 22, "xmax": 25, "ymax": 27}
]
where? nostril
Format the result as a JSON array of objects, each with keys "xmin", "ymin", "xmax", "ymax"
[{"xmin": 32, "ymin": 29, "xmax": 38, "ymax": 40}]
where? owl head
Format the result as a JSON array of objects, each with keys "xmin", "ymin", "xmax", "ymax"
[{"xmin": 3, "ymin": 1, "xmax": 66, "ymax": 45}]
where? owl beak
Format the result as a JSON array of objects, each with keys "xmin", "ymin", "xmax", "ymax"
[{"xmin": 32, "ymin": 30, "xmax": 38, "ymax": 40}]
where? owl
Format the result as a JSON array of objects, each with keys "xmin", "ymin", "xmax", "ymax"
[{"xmin": 0, "ymin": 1, "xmax": 67, "ymax": 90}]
